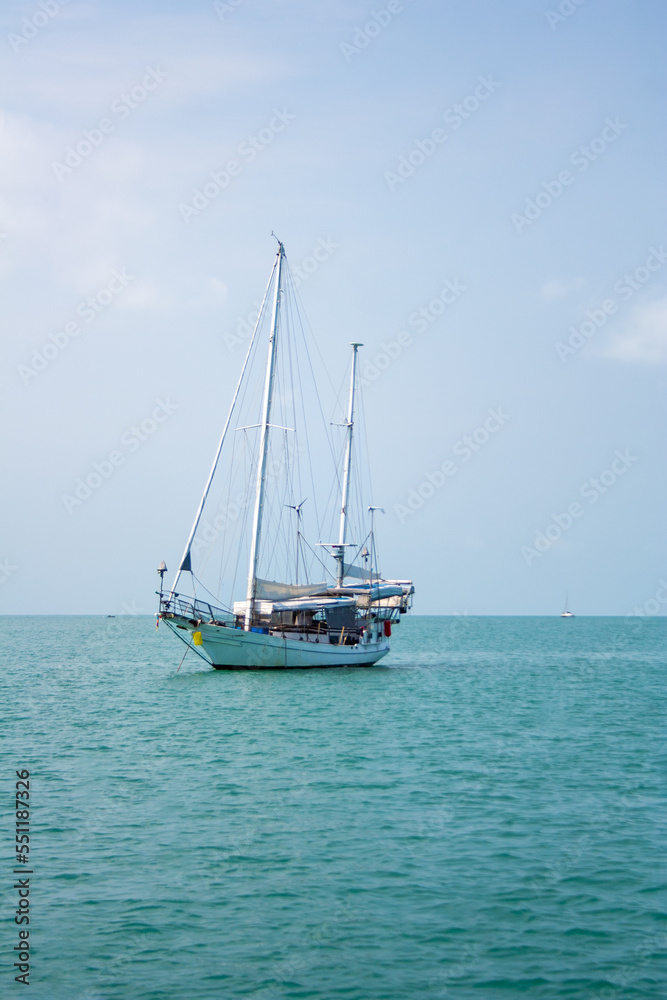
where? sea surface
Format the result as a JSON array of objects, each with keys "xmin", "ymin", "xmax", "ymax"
[{"xmin": 2, "ymin": 615, "xmax": 665, "ymax": 1000}]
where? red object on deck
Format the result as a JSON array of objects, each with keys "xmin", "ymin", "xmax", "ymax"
[{"xmin": 384, "ymin": 620, "xmax": 391, "ymax": 637}]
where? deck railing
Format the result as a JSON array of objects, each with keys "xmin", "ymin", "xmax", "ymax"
[
  {"xmin": 159, "ymin": 593, "xmax": 400, "ymax": 633},
  {"xmin": 159, "ymin": 594, "xmax": 235, "ymax": 626}
]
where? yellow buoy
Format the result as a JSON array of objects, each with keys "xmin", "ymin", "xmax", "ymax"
[{"xmin": 193, "ymin": 630, "xmax": 203, "ymax": 646}]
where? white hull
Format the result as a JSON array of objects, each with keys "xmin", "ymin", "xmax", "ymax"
[{"xmin": 172, "ymin": 618, "xmax": 390, "ymax": 669}]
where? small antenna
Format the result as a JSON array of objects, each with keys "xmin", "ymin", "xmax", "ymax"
[{"xmin": 157, "ymin": 561, "xmax": 168, "ymax": 606}]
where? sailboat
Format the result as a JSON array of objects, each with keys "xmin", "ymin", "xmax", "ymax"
[
  {"xmin": 157, "ymin": 240, "xmax": 413, "ymax": 668},
  {"xmin": 561, "ymin": 593, "xmax": 574, "ymax": 618}
]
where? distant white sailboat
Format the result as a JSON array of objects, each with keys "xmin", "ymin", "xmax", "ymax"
[
  {"xmin": 157, "ymin": 241, "xmax": 413, "ymax": 668},
  {"xmin": 561, "ymin": 593, "xmax": 574, "ymax": 617}
]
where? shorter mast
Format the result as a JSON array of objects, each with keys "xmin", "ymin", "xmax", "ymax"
[
  {"xmin": 336, "ymin": 342, "xmax": 362, "ymax": 586},
  {"xmin": 244, "ymin": 242, "xmax": 284, "ymax": 629}
]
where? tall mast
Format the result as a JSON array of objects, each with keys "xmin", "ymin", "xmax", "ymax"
[
  {"xmin": 336, "ymin": 342, "xmax": 362, "ymax": 586},
  {"xmin": 244, "ymin": 242, "xmax": 284, "ymax": 628},
  {"xmin": 167, "ymin": 260, "xmax": 277, "ymax": 600}
]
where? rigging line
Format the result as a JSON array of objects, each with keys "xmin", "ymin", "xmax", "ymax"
[
  {"xmin": 230, "ymin": 434, "xmax": 255, "ymax": 602},
  {"xmin": 283, "ymin": 279, "xmax": 300, "ymax": 512},
  {"xmin": 321, "ymin": 426, "xmax": 348, "ymax": 541},
  {"xmin": 287, "ymin": 274, "xmax": 318, "ymax": 536},
  {"xmin": 340, "ymin": 367, "xmax": 366, "ymax": 559},
  {"xmin": 236, "ymin": 441, "xmax": 257, "ymax": 582},
  {"xmin": 322, "ymin": 355, "xmax": 354, "ymax": 544},
  {"xmin": 217, "ymin": 484, "xmax": 243, "ymax": 600},
  {"xmin": 351, "ymin": 438, "xmax": 365, "ymax": 543},
  {"xmin": 289, "ymin": 268, "xmax": 340, "ymax": 400},
  {"xmin": 281, "ymin": 440, "xmax": 296, "ymax": 575},
  {"xmin": 285, "ymin": 319, "xmax": 308, "ymax": 565},
  {"xmin": 190, "ymin": 572, "xmax": 233, "ymax": 613},
  {"xmin": 330, "ymin": 365, "xmax": 349, "ymax": 423},
  {"xmin": 216, "ymin": 524, "xmax": 225, "ymax": 603},
  {"xmin": 260, "ymin": 448, "xmax": 280, "ymax": 576},
  {"xmin": 203, "ymin": 276, "xmax": 271, "ymax": 595},
  {"xmin": 198, "ymin": 426, "xmax": 241, "ymax": 588},
  {"xmin": 214, "ymin": 397, "xmax": 250, "ymax": 597},
  {"xmin": 163, "ymin": 619, "xmax": 211, "ymax": 665},
  {"xmin": 258, "ymin": 436, "xmax": 281, "ymax": 577},
  {"xmin": 169, "ymin": 259, "xmax": 278, "ymax": 597},
  {"xmin": 211, "ymin": 444, "xmax": 238, "ymax": 598},
  {"xmin": 346, "ymin": 530, "xmax": 372, "ymax": 575},
  {"xmin": 286, "ymin": 263, "xmax": 342, "ymax": 510},
  {"xmin": 359, "ymin": 384, "xmax": 379, "ymax": 575},
  {"xmin": 300, "ymin": 535, "xmax": 336, "ymax": 580},
  {"xmin": 263, "ymin": 438, "xmax": 291, "ymax": 580},
  {"xmin": 293, "ymin": 332, "xmax": 326, "ymax": 548},
  {"xmin": 261, "ymin": 268, "xmax": 303, "ymax": 584},
  {"xmin": 297, "ymin": 530, "xmax": 310, "ymax": 584},
  {"xmin": 216, "ymin": 420, "xmax": 248, "ymax": 585},
  {"xmin": 286, "ymin": 271, "xmax": 308, "ymax": 512},
  {"xmin": 175, "ymin": 644, "xmax": 190, "ymax": 673},
  {"xmin": 280, "ymin": 427, "xmax": 297, "ymax": 578},
  {"xmin": 358, "ymin": 375, "xmax": 375, "ymax": 514},
  {"xmin": 220, "ymin": 436, "xmax": 244, "ymax": 600}
]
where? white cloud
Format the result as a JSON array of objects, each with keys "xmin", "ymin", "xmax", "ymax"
[
  {"xmin": 602, "ymin": 297, "xmax": 667, "ymax": 364},
  {"xmin": 192, "ymin": 277, "xmax": 229, "ymax": 306},
  {"xmin": 5, "ymin": 22, "xmax": 291, "ymax": 119}
]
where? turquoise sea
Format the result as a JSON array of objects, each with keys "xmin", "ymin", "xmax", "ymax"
[{"xmin": 2, "ymin": 615, "xmax": 665, "ymax": 999}]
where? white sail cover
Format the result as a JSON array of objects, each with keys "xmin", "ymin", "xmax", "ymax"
[
  {"xmin": 255, "ymin": 578, "xmax": 328, "ymax": 600},
  {"xmin": 233, "ymin": 595, "xmax": 356, "ymax": 615},
  {"xmin": 343, "ymin": 563, "xmax": 380, "ymax": 581}
]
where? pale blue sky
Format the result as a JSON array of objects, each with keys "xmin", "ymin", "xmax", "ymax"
[{"xmin": 1, "ymin": 0, "xmax": 665, "ymax": 614}]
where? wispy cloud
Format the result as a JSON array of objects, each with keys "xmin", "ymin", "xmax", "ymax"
[{"xmin": 601, "ymin": 297, "xmax": 667, "ymax": 364}]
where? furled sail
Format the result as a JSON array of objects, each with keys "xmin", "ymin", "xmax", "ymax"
[
  {"xmin": 254, "ymin": 578, "xmax": 328, "ymax": 601},
  {"xmin": 343, "ymin": 563, "xmax": 380, "ymax": 581}
]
